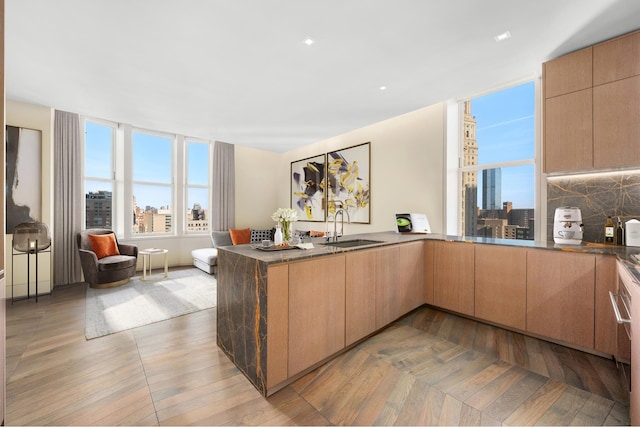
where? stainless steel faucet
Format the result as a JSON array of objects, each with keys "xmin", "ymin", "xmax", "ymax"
[{"xmin": 332, "ymin": 201, "xmax": 351, "ymax": 242}]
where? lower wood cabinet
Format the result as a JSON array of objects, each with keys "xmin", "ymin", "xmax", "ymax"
[
  {"xmin": 595, "ymin": 255, "xmax": 617, "ymax": 355},
  {"xmin": 345, "ymin": 249, "xmax": 377, "ymax": 346},
  {"xmin": 288, "ymin": 255, "xmax": 346, "ymax": 377},
  {"xmin": 526, "ymin": 249, "xmax": 595, "ymax": 349},
  {"xmin": 433, "ymin": 241, "xmax": 475, "ymax": 316},
  {"xmin": 475, "ymin": 245, "xmax": 526, "ymax": 330},
  {"xmin": 374, "ymin": 241, "xmax": 425, "ymax": 329}
]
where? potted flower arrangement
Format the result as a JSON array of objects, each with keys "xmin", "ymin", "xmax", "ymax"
[{"xmin": 271, "ymin": 208, "xmax": 298, "ymax": 242}]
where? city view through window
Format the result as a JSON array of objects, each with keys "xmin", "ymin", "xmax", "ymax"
[
  {"xmin": 461, "ymin": 81, "xmax": 535, "ymax": 240},
  {"xmin": 84, "ymin": 122, "xmax": 210, "ymax": 234}
]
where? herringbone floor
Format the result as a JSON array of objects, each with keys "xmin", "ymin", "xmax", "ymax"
[{"xmin": 5, "ymin": 269, "xmax": 630, "ymax": 425}]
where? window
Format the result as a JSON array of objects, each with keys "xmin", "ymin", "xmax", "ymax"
[
  {"xmin": 460, "ymin": 81, "xmax": 536, "ymax": 240},
  {"xmin": 84, "ymin": 120, "xmax": 115, "ymax": 229},
  {"xmin": 185, "ymin": 140, "xmax": 210, "ymax": 233},
  {"xmin": 132, "ymin": 130, "xmax": 174, "ymax": 235}
]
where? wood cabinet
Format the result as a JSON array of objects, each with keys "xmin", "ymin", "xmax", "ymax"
[
  {"xmin": 593, "ymin": 75, "xmax": 640, "ymax": 169},
  {"xmin": 594, "ymin": 255, "xmax": 617, "ymax": 355},
  {"xmin": 474, "ymin": 245, "xmax": 526, "ymax": 330},
  {"xmin": 526, "ymin": 250, "xmax": 595, "ymax": 349},
  {"xmin": 593, "ymin": 30, "xmax": 640, "ymax": 85},
  {"xmin": 543, "ymin": 46, "xmax": 592, "ymax": 98},
  {"xmin": 544, "ymin": 89, "xmax": 593, "ymax": 173},
  {"xmin": 345, "ymin": 249, "xmax": 377, "ymax": 346},
  {"xmin": 266, "ymin": 264, "xmax": 289, "ymax": 389},
  {"xmin": 288, "ymin": 255, "xmax": 346, "ymax": 377},
  {"xmin": 433, "ymin": 241, "xmax": 475, "ymax": 316},
  {"xmin": 543, "ymin": 30, "xmax": 640, "ymax": 173},
  {"xmin": 424, "ymin": 240, "xmax": 435, "ymax": 305},
  {"xmin": 374, "ymin": 242, "xmax": 425, "ymax": 329}
]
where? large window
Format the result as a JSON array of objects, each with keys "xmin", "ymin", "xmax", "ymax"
[
  {"xmin": 83, "ymin": 119, "xmax": 213, "ymax": 238},
  {"xmin": 132, "ymin": 130, "xmax": 174, "ymax": 235},
  {"xmin": 460, "ymin": 81, "xmax": 536, "ymax": 240},
  {"xmin": 84, "ymin": 120, "xmax": 115, "ymax": 229},
  {"xmin": 185, "ymin": 140, "xmax": 210, "ymax": 232}
]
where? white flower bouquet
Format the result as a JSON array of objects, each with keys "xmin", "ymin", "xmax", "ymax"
[{"xmin": 271, "ymin": 208, "xmax": 298, "ymax": 242}]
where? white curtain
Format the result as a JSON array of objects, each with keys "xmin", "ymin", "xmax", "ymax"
[
  {"xmin": 211, "ymin": 141, "xmax": 235, "ymax": 231},
  {"xmin": 53, "ymin": 110, "xmax": 83, "ymax": 286}
]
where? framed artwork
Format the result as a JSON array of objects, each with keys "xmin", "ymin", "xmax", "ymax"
[
  {"xmin": 326, "ymin": 142, "xmax": 371, "ymax": 223},
  {"xmin": 6, "ymin": 125, "xmax": 42, "ymax": 233},
  {"xmin": 291, "ymin": 154, "xmax": 326, "ymax": 222}
]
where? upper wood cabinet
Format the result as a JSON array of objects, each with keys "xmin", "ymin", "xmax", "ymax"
[
  {"xmin": 475, "ymin": 245, "xmax": 526, "ymax": 331},
  {"xmin": 544, "ymin": 89, "xmax": 593, "ymax": 173},
  {"xmin": 543, "ymin": 30, "xmax": 640, "ymax": 174},
  {"xmin": 433, "ymin": 241, "xmax": 475, "ymax": 316},
  {"xmin": 543, "ymin": 46, "xmax": 592, "ymax": 99},
  {"xmin": 593, "ymin": 31, "xmax": 640, "ymax": 85},
  {"xmin": 593, "ymin": 75, "xmax": 640, "ymax": 169}
]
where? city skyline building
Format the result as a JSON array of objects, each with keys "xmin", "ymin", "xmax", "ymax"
[{"xmin": 482, "ymin": 168, "xmax": 502, "ymax": 210}]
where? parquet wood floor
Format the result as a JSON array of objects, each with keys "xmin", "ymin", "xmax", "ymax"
[{"xmin": 5, "ymin": 270, "xmax": 630, "ymax": 425}]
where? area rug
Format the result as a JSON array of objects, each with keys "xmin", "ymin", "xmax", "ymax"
[{"xmin": 85, "ymin": 268, "xmax": 216, "ymax": 339}]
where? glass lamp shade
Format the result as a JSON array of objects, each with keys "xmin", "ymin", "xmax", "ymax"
[{"xmin": 12, "ymin": 222, "xmax": 51, "ymax": 253}]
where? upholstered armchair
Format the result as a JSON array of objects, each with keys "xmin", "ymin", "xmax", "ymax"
[{"xmin": 76, "ymin": 229, "xmax": 138, "ymax": 288}]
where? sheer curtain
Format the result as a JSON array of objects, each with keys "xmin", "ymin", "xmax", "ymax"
[
  {"xmin": 211, "ymin": 141, "xmax": 235, "ymax": 231},
  {"xmin": 53, "ymin": 110, "xmax": 83, "ymax": 286}
]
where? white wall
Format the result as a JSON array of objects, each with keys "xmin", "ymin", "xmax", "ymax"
[
  {"xmin": 4, "ymin": 99, "xmax": 446, "ymax": 289},
  {"xmin": 274, "ymin": 103, "xmax": 446, "ymax": 236},
  {"xmin": 234, "ymin": 145, "xmax": 280, "ymax": 229},
  {"xmin": 5, "ymin": 100, "xmax": 54, "ymax": 296}
]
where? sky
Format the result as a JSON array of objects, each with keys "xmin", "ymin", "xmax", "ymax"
[
  {"xmin": 471, "ymin": 81, "xmax": 535, "ymax": 209},
  {"xmin": 85, "ymin": 124, "xmax": 210, "ymax": 211}
]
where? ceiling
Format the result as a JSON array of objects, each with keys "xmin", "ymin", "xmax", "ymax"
[{"xmin": 6, "ymin": 0, "xmax": 640, "ymax": 153}]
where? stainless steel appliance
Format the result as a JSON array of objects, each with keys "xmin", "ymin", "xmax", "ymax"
[{"xmin": 553, "ymin": 207, "xmax": 583, "ymax": 245}]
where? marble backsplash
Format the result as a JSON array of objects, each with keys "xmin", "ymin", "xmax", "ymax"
[{"xmin": 547, "ymin": 173, "xmax": 640, "ymax": 243}]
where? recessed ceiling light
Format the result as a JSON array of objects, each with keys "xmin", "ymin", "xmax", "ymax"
[
  {"xmin": 304, "ymin": 37, "xmax": 315, "ymax": 46},
  {"xmin": 379, "ymin": 86, "xmax": 387, "ymax": 91},
  {"xmin": 494, "ymin": 31, "xmax": 511, "ymax": 42}
]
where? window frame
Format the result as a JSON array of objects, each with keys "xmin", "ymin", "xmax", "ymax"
[
  {"xmin": 130, "ymin": 127, "xmax": 177, "ymax": 236},
  {"xmin": 184, "ymin": 138, "xmax": 212, "ymax": 234},
  {"xmin": 82, "ymin": 118, "xmax": 117, "ymax": 230},
  {"xmin": 455, "ymin": 78, "xmax": 541, "ymax": 240}
]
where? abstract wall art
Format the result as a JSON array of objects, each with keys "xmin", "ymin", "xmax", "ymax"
[
  {"xmin": 291, "ymin": 154, "xmax": 326, "ymax": 221},
  {"xmin": 327, "ymin": 142, "xmax": 370, "ymax": 224},
  {"xmin": 6, "ymin": 125, "xmax": 42, "ymax": 233}
]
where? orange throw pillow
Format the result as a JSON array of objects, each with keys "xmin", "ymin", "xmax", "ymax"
[
  {"xmin": 229, "ymin": 228, "xmax": 251, "ymax": 245},
  {"xmin": 88, "ymin": 233, "xmax": 120, "ymax": 259}
]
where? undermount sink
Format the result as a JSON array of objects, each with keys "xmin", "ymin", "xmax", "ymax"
[{"xmin": 321, "ymin": 239, "xmax": 384, "ymax": 248}]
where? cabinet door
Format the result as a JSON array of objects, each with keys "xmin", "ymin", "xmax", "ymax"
[
  {"xmin": 345, "ymin": 249, "xmax": 377, "ymax": 346},
  {"xmin": 594, "ymin": 255, "xmax": 617, "ymax": 355},
  {"xmin": 433, "ymin": 241, "xmax": 475, "ymax": 316},
  {"xmin": 424, "ymin": 240, "xmax": 435, "ymax": 305},
  {"xmin": 398, "ymin": 241, "xmax": 425, "ymax": 315},
  {"xmin": 593, "ymin": 31, "xmax": 640, "ymax": 85},
  {"xmin": 288, "ymin": 255, "xmax": 345, "ymax": 377},
  {"xmin": 267, "ymin": 264, "xmax": 289, "ymax": 389},
  {"xmin": 544, "ymin": 89, "xmax": 593, "ymax": 173},
  {"xmin": 375, "ymin": 246, "xmax": 400, "ymax": 328},
  {"xmin": 593, "ymin": 75, "xmax": 640, "ymax": 169},
  {"xmin": 543, "ymin": 47, "xmax": 592, "ymax": 98},
  {"xmin": 475, "ymin": 245, "xmax": 526, "ymax": 330},
  {"xmin": 526, "ymin": 250, "xmax": 595, "ymax": 349}
]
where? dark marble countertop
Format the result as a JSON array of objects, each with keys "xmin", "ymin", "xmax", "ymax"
[{"xmin": 218, "ymin": 230, "xmax": 640, "ymax": 282}]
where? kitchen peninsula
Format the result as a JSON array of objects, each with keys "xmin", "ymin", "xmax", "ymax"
[{"xmin": 216, "ymin": 231, "xmax": 640, "ymax": 397}]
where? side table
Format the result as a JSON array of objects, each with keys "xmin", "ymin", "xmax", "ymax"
[{"xmin": 139, "ymin": 248, "xmax": 168, "ymax": 280}]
